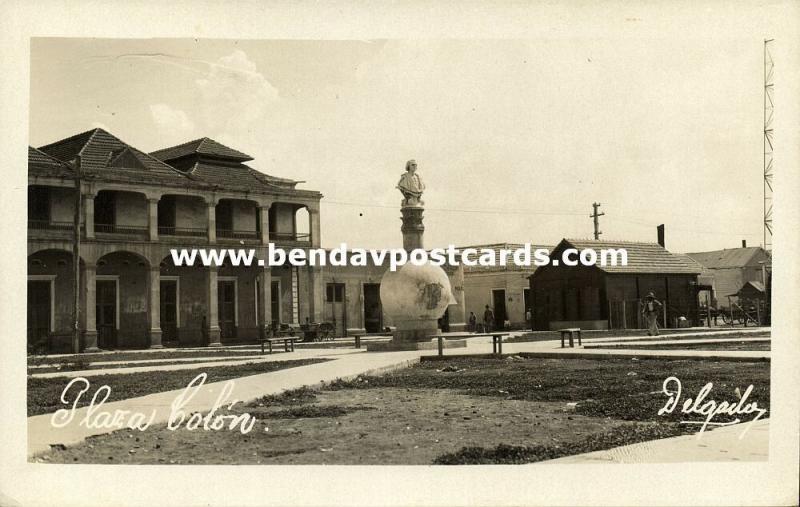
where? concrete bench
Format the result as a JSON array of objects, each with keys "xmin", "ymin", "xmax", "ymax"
[
  {"xmin": 260, "ymin": 336, "xmax": 301, "ymax": 354},
  {"xmin": 559, "ymin": 328, "xmax": 582, "ymax": 348},
  {"xmin": 433, "ymin": 332, "xmax": 509, "ymax": 356}
]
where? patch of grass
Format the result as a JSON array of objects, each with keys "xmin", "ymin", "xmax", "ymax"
[
  {"xmin": 30, "ymin": 357, "xmax": 256, "ymax": 374},
  {"xmin": 619, "ymin": 341, "xmax": 770, "ymax": 352},
  {"xmin": 27, "ymin": 358, "xmax": 330, "ymax": 417},
  {"xmin": 27, "ymin": 349, "xmax": 272, "ymax": 366},
  {"xmin": 253, "ymin": 386, "xmax": 320, "ymax": 406},
  {"xmin": 325, "ymin": 357, "xmax": 770, "ymax": 423},
  {"xmin": 262, "ymin": 405, "xmax": 376, "ymax": 419},
  {"xmin": 433, "ymin": 422, "xmax": 688, "ymax": 464}
]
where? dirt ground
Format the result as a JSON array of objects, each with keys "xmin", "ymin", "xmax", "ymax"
[
  {"xmin": 41, "ymin": 387, "xmax": 642, "ymax": 465},
  {"xmin": 37, "ymin": 356, "xmax": 770, "ymax": 465}
]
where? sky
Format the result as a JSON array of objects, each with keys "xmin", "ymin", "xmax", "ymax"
[{"xmin": 29, "ymin": 37, "xmax": 768, "ymax": 253}]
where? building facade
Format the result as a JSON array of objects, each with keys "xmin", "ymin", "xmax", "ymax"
[
  {"xmin": 460, "ymin": 243, "xmax": 549, "ymax": 329},
  {"xmin": 530, "ymin": 239, "xmax": 701, "ymax": 331},
  {"xmin": 27, "ymin": 128, "xmax": 466, "ymax": 353},
  {"xmin": 686, "ymin": 246, "xmax": 772, "ymax": 309}
]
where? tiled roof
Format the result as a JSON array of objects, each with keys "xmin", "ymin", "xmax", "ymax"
[
  {"xmin": 686, "ymin": 247, "xmax": 769, "ymax": 269},
  {"xmin": 28, "ymin": 146, "xmax": 74, "ymax": 177},
  {"xmin": 561, "ymin": 239, "xmax": 701, "ymax": 274},
  {"xmin": 37, "ymin": 129, "xmax": 191, "ymax": 182},
  {"xmin": 185, "ymin": 161, "xmax": 298, "ymax": 190},
  {"xmin": 150, "ymin": 137, "xmax": 253, "ymax": 162}
]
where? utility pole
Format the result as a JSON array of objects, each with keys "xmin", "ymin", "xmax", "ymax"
[
  {"xmin": 590, "ymin": 202, "xmax": 604, "ymax": 240},
  {"xmin": 72, "ymin": 156, "xmax": 82, "ymax": 354}
]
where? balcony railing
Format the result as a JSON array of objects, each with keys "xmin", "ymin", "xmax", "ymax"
[
  {"xmin": 270, "ymin": 232, "xmax": 311, "ymax": 242},
  {"xmin": 28, "ymin": 220, "xmax": 80, "ymax": 231},
  {"xmin": 158, "ymin": 226, "xmax": 207, "ymax": 238},
  {"xmin": 95, "ymin": 224, "xmax": 149, "ymax": 235},
  {"xmin": 217, "ymin": 229, "xmax": 259, "ymax": 240}
]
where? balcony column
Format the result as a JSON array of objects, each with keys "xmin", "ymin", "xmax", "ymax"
[
  {"xmin": 147, "ymin": 197, "xmax": 159, "ymax": 241},
  {"xmin": 206, "ymin": 198, "xmax": 217, "ymax": 243},
  {"xmin": 83, "ymin": 262, "xmax": 100, "ymax": 352},
  {"xmin": 259, "ymin": 203, "xmax": 271, "ymax": 245},
  {"xmin": 206, "ymin": 267, "xmax": 222, "ymax": 346},
  {"xmin": 309, "ymin": 205, "xmax": 321, "ymax": 248},
  {"xmin": 258, "ymin": 267, "xmax": 272, "ymax": 338},
  {"xmin": 147, "ymin": 267, "xmax": 163, "ymax": 348},
  {"xmin": 83, "ymin": 194, "xmax": 95, "ymax": 239}
]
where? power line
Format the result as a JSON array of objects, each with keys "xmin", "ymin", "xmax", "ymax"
[
  {"xmin": 322, "ymin": 199, "xmax": 587, "ymax": 217},
  {"xmin": 590, "ymin": 202, "xmax": 604, "ymax": 240}
]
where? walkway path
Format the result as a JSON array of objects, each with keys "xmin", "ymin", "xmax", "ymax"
[
  {"xmin": 543, "ymin": 419, "xmax": 769, "ymax": 463},
  {"xmin": 28, "ymin": 349, "xmax": 423, "ymax": 457}
]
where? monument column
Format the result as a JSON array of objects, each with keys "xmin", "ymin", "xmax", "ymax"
[{"xmin": 370, "ymin": 159, "xmax": 464, "ymax": 352}]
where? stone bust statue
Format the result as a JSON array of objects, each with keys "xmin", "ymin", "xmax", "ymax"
[{"xmin": 397, "ymin": 159, "xmax": 425, "ymax": 206}]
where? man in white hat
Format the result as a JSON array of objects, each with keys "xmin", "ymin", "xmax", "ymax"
[{"xmin": 641, "ymin": 292, "xmax": 663, "ymax": 336}]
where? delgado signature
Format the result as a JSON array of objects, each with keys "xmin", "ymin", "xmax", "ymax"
[{"xmin": 658, "ymin": 376, "xmax": 767, "ymax": 439}]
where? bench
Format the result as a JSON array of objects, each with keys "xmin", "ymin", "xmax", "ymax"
[
  {"xmin": 559, "ymin": 328, "xmax": 582, "ymax": 348},
  {"xmin": 260, "ymin": 336, "xmax": 301, "ymax": 354},
  {"xmin": 434, "ymin": 332, "xmax": 509, "ymax": 356}
]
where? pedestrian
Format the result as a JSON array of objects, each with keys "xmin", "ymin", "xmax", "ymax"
[
  {"xmin": 483, "ymin": 305, "xmax": 494, "ymax": 333},
  {"xmin": 525, "ymin": 308, "xmax": 532, "ymax": 328},
  {"xmin": 468, "ymin": 312, "xmax": 477, "ymax": 332},
  {"xmin": 641, "ymin": 292, "xmax": 663, "ymax": 336}
]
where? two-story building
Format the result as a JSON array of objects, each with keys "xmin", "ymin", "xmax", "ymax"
[
  {"xmin": 28, "ymin": 128, "xmax": 468, "ymax": 353},
  {"xmin": 28, "ymin": 129, "xmax": 322, "ymax": 352}
]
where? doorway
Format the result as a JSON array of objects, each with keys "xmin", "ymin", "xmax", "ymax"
[
  {"xmin": 492, "ymin": 289, "xmax": 507, "ymax": 328},
  {"xmin": 363, "ymin": 283, "xmax": 382, "ymax": 333},
  {"xmin": 326, "ymin": 282, "xmax": 346, "ymax": 337},
  {"xmin": 218, "ymin": 280, "xmax": 237, "ymax": 339},
  {"xmin": 27, "ymin": 279, "xmax": 52, "ymax": 352},
  {"xmin": 160, "ymin": 279, "xmax": 178, "ymax": 344},
  {"xmin": 96, "ymin": 279, "xmax": 117, "ymax": 349}
]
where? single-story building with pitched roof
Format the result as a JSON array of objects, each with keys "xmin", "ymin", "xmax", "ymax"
[{"xmin": 529, "ymin": 239, "xmax": 702, "ymax": 331}]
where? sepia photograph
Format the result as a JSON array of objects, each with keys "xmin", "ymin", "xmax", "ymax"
[{"xmin": 1, "ymin": 2, "xmax": 799, "ymax": 506}]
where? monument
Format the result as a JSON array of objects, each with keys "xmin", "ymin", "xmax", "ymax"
[{"xmin": 367, "ymin": 160, "xmax": 467, "ymax": 351}]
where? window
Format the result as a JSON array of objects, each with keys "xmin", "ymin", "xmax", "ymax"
[{"xmin": 326, "ymin": 283, "xmax": 344, "ymax": 302}]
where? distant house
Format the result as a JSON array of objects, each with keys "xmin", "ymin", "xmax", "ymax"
[
  {"xmin": 686, "ymin": 247, "xmax": 771, "ymax": 309},
  {"xmin": 460, "ymin": 243, "xmax": 550, "ymax": 329},
  {"xmin": 529, "ymin": 239, "xmax": 701, "ymax": 331}
]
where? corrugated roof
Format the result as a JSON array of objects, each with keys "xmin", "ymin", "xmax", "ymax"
[
  {"xmin": 561, "ymin": 239, "xmax": 701, "ymax": 274},
  {"xmin": 150, "ymin": 137, "xmax": 253, "ymax": 162},
  {"xmin": 37, "ymin": 129, "xmax": 190, "ymax": 181},
  {"xmin": 686, "ymin": 247, "xmax": 768, "ymax": 269}
]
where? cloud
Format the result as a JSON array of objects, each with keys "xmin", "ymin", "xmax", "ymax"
[
  {"xmin": 149, "ymin": 103, "xmax": 195, "ymax": 141},
  {"xmin": 194, "ymin": 49, "xmax": 279, "ymax": 140}
]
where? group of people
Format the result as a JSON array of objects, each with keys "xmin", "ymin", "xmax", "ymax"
[
  {"xmin": 462, "ymin": 292, "xmax": 665, "ymax": 336},
  {"xmin": 467, "ymin": 305, "xmax": 515, "ymax": 333}
]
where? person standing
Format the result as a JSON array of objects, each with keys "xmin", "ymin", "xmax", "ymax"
[
  {"xmin": 525, "ymin": 308, "xmax": 532, "ymax": 329},
  {"xmin": 641, "ymin": 292, "xmax": 663, "ymax": 336},
  {"xmin": 483, "ymin": 305, "xmax": 494, "ymax": 333},
  {"xmin": 468, "ymin": 312, "xmax": 477, "ymax": 332}
]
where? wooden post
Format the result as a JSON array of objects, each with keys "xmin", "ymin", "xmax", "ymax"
[
  {"xmin": 72, "ymin": 156, "xmax": 82, "ymax": 354},
  {"xmin": 621, "ymin": 302, "xmax": 627, "ymax": 330}
]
